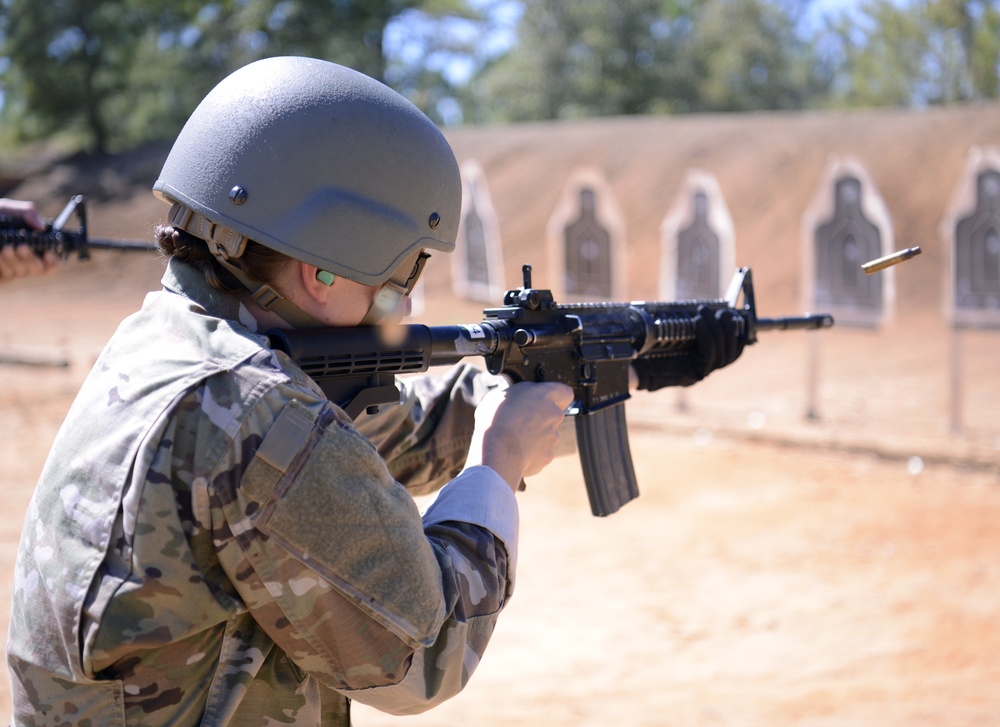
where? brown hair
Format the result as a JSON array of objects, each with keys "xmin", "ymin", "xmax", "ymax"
[{"xmin": 155, "ymin": 224, "xmax": 291, "ymax": 293}]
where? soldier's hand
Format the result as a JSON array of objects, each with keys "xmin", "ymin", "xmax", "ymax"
[
  {"xmin": 632, "ymin": 306, "xmax": 746, "ymax": 391},
  {"xmin": 0, "ymin": 198, "xmax": 44, "ymax": 231},
  {"xmin": 692, "ymin": 305, "xmax": 746, "ymax": 379},
  {"xmin": 465, "ymin": 381, "xmax": 574, "ymax": 491}
]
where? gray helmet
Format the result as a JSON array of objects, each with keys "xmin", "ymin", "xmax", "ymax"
[{"xmin": 153, "ymin": 56, "xmax": 461, "ymax": 287}]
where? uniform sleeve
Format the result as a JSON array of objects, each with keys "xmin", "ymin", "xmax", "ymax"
[
  {"xmin": 353, "ymin": 364, "xmax": 505, "ymax": 496},
  {"xmin": 210, "ymin": 392, "xmax": 518, "ymax": 715}
]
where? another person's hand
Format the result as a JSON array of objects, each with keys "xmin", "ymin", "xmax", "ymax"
[
  {"xmin": 0, "ymin": 198, "xmax": 60, "ymax": 282},
  {"xmin": 0, "ymin": 198, "xmax": 44, "ymax": 230},
  {"xmin": 465, "ymin": 381, "xmax": 575, "ymax": 491}
]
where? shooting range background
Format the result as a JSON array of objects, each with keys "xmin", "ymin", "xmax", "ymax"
[{"xmin": 2, "ymin": 103, "xmax": 999, "ymax": 725}]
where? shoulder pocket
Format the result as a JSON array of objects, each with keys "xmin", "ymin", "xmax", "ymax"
[{"xmin": 241, "ymin": 401, "xmax": 446, "ymax": 648}]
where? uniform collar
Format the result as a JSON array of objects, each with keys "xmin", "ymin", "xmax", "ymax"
[{"xmin": 160, "ymin": 257, "xmax": 259, "ymax": 332}]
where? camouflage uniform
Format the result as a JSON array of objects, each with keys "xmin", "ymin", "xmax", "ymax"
[{"xmin": 8, "ymin": 258, "xmax": 517, "ymax": 726}]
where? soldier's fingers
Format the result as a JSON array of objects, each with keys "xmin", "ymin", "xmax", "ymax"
[
  {"xmin": 41, "ymin": 251, "xmax": 60, "ymax": 274},
  {"xmin": 0, "ymin": 246, "xmax": 22, "ymax": 281},
  {"xmin": 0, "ymin": 199, "xmax": 44, "ymax": 230},
  {"xmin": 15, "ymin": 244, "xmax": 45, "ymax": 277},
  {"xmin": 714, "ymin": 309, "xmax": 744, "ymax": 367},
  {"xmin": 538, "ymin": 381, "xmax": 574, "ymax": 411},
  {"xmin": 21, "ymin": 209, "xmax": 44, "ymax": 231}
]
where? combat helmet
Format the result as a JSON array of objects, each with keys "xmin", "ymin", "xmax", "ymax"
[{"xmin": 153, "ymin": 56, "xmax": 461, "ymax": 325}]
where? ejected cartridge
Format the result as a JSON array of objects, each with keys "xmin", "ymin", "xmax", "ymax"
[{"xmin": 862, "ymin": 246, "xmax": 922, "ymax": 274}]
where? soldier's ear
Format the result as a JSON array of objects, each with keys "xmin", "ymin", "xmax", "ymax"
[{"xmin": 299, "ymin": 262, "xmax": 337, "ymax": 304}]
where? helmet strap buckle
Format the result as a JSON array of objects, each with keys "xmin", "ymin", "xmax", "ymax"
[
  {"xmin": 169, "ymin": 203, "xmax": 248, "ymax": 260},
  {"xmin": 250, "ymin": 284, "xmax": 282, "ymax": 310}
]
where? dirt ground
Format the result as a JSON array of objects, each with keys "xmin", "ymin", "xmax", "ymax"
[
  {"xmin": 1, "ymin": 249, "xmax": 998, "ymax": 727},
  {"xmin": 2, "ymin": 104, "xmax": 1000, "ymax": 724}
]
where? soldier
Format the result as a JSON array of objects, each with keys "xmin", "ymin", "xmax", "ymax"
[
  {"xmin": 8, "ymin": 56, "xmax": 571, "ymax": 725},
  {"xmin": 0, "ymin": 197, "xmax": 60, "ymax": 281},
  {"xmin": 7, "ymin": 57, "xmax": 743, "ymax": 726}
]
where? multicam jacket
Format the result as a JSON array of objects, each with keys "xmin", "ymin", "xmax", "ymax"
[{"xmin": 8, "ymin": 258, "xmax": 518, "ymax": 726}]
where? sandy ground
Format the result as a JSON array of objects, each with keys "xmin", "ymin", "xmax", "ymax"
[
  {"xmin": 0, "ymin": 250, "xmax": 998, "ymax": 725},
  {"xmin": 3, "ymin": 103, "xmax": 1000, "ymax": 724}
]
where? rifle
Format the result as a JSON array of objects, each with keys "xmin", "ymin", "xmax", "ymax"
[
  {"xmin": 0, "ymin": 195, "xmax": 156, "ymax": 259},
  {"xmin": 268, "ymin": 265, "xmax": 833, "ymax": 517}
]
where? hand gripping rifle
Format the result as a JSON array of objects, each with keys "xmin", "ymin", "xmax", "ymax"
[
  {"xmin": 268, "ymin": 265, "xmax": 833, "ymax": 517},
  {"xmin": 0, "ymin": 195, "xmax": 156, "ymax": 258}
]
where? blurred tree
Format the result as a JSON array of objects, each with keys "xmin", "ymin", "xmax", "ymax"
[
  {"xmin": 0, "ymin": 0, "xmax": 482, "ymax": 154},
  {"xmin": 825, "ymin": 0, "xmax": 1000, "ymax": 108},
  {"xmin": 468, "ymin": 0, "xmax": 680, "ymax": 122},
  {"xmin": 822, "ymin": 0, "xmax": 924, "ymax": 107},
  {"xmin": 0, "ymin": 0, "xmax": 159, "ymax": 154},
  {"xmin": 382, "ymin": 0, "xmax": 515, "ymax": 124},
  {"xmin": 922, "ymin": 0, "xmax": 1000, "ymax": 101},
  {"xmin": 4, "ymin": 0, "xmax": 997, "ymax": 154},
  {"xmin": 467, "ymin": 0, "xmax": 827, "ymax": 122},
  {"xmin": 682, "ymin": 0, "xmax": 827, "ymax": 112}
]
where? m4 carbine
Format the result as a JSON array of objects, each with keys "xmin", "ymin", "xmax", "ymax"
[
  {"xmin": 0, "ymin": 195, "xmax": 155, "ymax": 258},
  {"xmin": 268, "ymin": 265, "xmax": 833, "ymax": 517}
]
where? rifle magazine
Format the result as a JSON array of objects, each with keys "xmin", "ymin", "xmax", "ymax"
[{"xmin": 575, "ymin": 402, "xmax": 639, "ymax": 516}]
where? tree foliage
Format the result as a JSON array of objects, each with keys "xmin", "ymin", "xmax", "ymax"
[
  {"xmin": 465, "ymin": 0, "xmax": 679, "ymax": 122},
  {"xmin": 469, "ymin": 0, "xmax": 829, "ymax": 122},
  {"xmin": 0, "ymin": 0, "xmax": 476, "ymax": 154},
  {"xmin": 470, "ymin": 0, "xmax": 1000, "ymax": 121},
  {"xmin": 805, "ymin": 0, "xmax": 1000, "ymax": 108},
  {"xmin": 0, "ymin": 0, "xmax": 152, "ymax": 154},
  {"xmin": 680, "ymin": 0, "xmax": 821, "ymax": 112},
  {"xmin": 1, "ymin": 0, "xmax": 999, "ymax": 156}
]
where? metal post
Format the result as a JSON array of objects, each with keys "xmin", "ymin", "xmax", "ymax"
[
  {"xmin": 949, "ymin": 326, "xmax": 963, "ymax": 435},
  {"xmin": 806, "ymin": 329, "xmax": 820, "ymax": 421}
]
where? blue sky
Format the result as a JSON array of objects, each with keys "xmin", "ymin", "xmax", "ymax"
[{"xmin": 803, "ymin": 0, "xmax": 913, "ymax": 29}]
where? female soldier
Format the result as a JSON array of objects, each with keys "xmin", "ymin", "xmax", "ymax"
[{"xmin": 8, "ymin": 57, "xmax": 572, "ymax": 725}]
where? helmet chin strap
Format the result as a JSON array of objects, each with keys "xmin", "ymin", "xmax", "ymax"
[
  {"xmin": 216, "ymin": 255, "xmax": 328, "ymax": 329},
  {"xmin": 169, "ymin": 203, "xmax": 430, "ymax": 329},
  {"xmin": 169, "ymin": 203, "xmax": 326, "ymax": 329}
]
